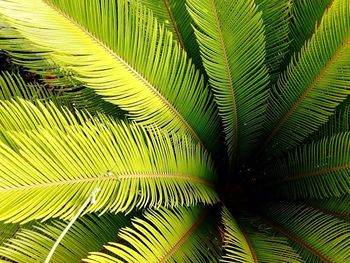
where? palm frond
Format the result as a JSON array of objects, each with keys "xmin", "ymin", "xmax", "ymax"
[
  {"xmin": 238, "ymin": 215, "xmax": 304, "ymax": 263},
  {"xmin": 0, "ymin": 100, "xmax": 218, "ymax": 223},
  {"xmin": 186, "ymin": 0, "xmax": 269, "ymax": 163},
  {"xmin": 255, "ymin": 0, "xmax": 292, "ymax": 84},
  {"xmin": 221, "ymin": 207, "xmax": 258, "ymax": 263},
  {"xmin": 0, "ymin": 213, "xmax": 129, "ymax": 263},
  {"xmin": 0, "ymin": 0, "xmax": 220, "ymax": 152},
  {"xmin": 262, "ymin": 132, "xmax": 350, "ymax": 199},
  {"xmin": 288, "ymin": 0, "xmax": 332, "ymax": 58},
  {"xmin": 262, "ymin": 0, "xmax": 350, "ymax": 156},
  {"xmin": 307, "ymin": 98, "xmax": 350, "ymax": 141},
  {"xmin": 85, "ymin": 206, "xmax": 220, "ymax": 263},
  {"xmin": 260, "ymin": 202, "xmax": 350, "ymax": 263},
  {"xmin": 306, "ymin": 194, "xmax": 350, "ymax": 220}
]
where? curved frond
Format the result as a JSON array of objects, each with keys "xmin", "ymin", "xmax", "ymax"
[
  {"xmin": 263, "ymin": 0, "xmax": 350, "ymax": 156},
  {"xmin": 288, "ymin": 0, "xmax": 332, "ymax": 58},
  {"xmin": 85, "ymin": 206, "xmax": 220, "ymax": 263},
  {"xmin": 0, "ymin": 213, "xmax": 129, "ymax": 263},
  {"xmin": 186, "ymin": 0, "xmax": 269, "ymax": 163},
  {"xmin": 260, "ymin": 203, "xmax": 350, "ymax": 263},
  {"xmin": 0, "ymin": 100, "xmax": 218, "ymax": 223},
  {"xmin": 221, "ymin": 207, "xmax": 257, "ymax": 263},
  {"xmin": 0, "ymin": 0, "xmax": 220, "ymax": 152},
  {"xmin": 306, "ymin": 194, "xmax": 350, "ymax": 220},
  {"xmin": 263, "ymin": 132, "xmax": 350, "ymax": 199},
  {"xmin": 255, "ymin": 0, "xmax": 292, "ymax": 83}
]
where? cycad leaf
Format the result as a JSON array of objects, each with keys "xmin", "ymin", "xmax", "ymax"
[
  {"xmin": 237, "ymin": 215, "xmax": 304, "ymax": 263},
  {"xmin": 0, "ymin": 100, "xmax": 218, "ymax": 223},
  {"xmin": 186, "ymin": 0, "xmax": 269, "ymax": 163},
  {"xmin": 134, "ymin": 0, "xmax": 203, "ymax": 68},
  {"xmin": 263, "ymin": 0, "xmax": 350, "ymax": 156},
  {"xmin": 0, "ymin": 213, "xmax": 129, "ymax": 263},
  {"xmin": 0, "ymin": 0, "xmax": 220, "ymax": 152},
  {"xmin": 221, "ymin": 207, "xmax": 258, "ymax": 263},
  {"xmin": 85, "ymin": 206, "xmax": 220, "ymax": 263},
  {"xmin": 306, "ymin": 194, "xmax": 350, "ymax": 220},
  {"xmin": 262, "ymin": 132, "xmax": 350, "ymax": 199},
  {"xmin": 288, "ymin": 0, "xmax": 332, "ymax": 58},
  {"xmin": 260, "ymin": 203, "xmax": 350, "ymax": 263},
  {"xmin": 255, "ymin": 0, "xmax": 292, "ymax": 84}
]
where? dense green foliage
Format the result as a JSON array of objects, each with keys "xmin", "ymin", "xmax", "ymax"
[{"xmin": 0, "ymin": 0, "xmax": 349, "ymax": 262}]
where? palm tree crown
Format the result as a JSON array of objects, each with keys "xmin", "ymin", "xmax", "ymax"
[{"xmin": 0, "ymin": 0, "xmax": 349, "ymax": 262}]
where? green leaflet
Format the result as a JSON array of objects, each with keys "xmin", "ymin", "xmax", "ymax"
[
  {"xmin": 0, "ymin": 100, "xmax": 218, "ymax": 223},
  {"xmin": 288, "ymin": 0, "xmax": 332, "ymax": 57},
  {"xmin": 186, "ymin": 0, "xmax": 269, "ymax": 164},
  {"xmin": 255, "ymin": 0, "xmax": 292, "ymax": 84},
  {"xmin": 263, "ymin": 0, "xmax": 350, "ymax": 157},
  {"xmin": 260, "ymin": 203, "xmax": 350, "ymax": 263},
  {"xmin": 134, "ymin": 0, "xmax": 203, "ymax": 69},
  {"xmin": 0, "ymin": 0, "xmax": 220, "ymax": 153},
  {"xmin": 84, "ymin": 206, "xmax": 220, "ymax": 263},
  {"xmin": 0, "ymin": 214, "xmax": 128, "ymax": 263},
  {"xmin": 263, "ymin": 132, "xmax": 350, "ymax": 199}
]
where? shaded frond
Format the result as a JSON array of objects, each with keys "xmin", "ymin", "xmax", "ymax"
[
  {"xmin": 0, "ymin": 0, "xmax": 220, "ymax": 152},
  {"xmin": 221, "ymin": 207, "xmax": 257, "ymax": 263},
  {"xmin": 255, "ymin": 0, "xmax": 292, "ymax": 84},
  {"xmin": 263, "ymin": 0, "xmax": 350, "ymax": 156},
  {"xmin": 288, "ymin": 0, "xmax": 332, "ymax": 58},
  {"xmin": 260, "ymin": 203, "xmax": 350, "ymax": 263},
  {"xmin": 306, "ymin": 194, "xmax": 350, "ymax": 220},
  {"xmin": 0, "ymin": 100, "xmax": 218, "ymax": 223},
  {"xmin": 85, "ymin": 206, "xmax": 220, "ymax": 263},
  {"xmin": 186, "ymin": 0, "xmax": 269, "ymax": 163},
  {"xmin": 0, "ymin": 213, "xmax": 129, "ymax": 263},
  {"xmin": 262, "ymin": 132, "xmax": 350, "ymax": 199}
]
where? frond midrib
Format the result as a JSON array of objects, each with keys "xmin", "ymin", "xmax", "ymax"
[
  {"xmin": 44, "ymin": 0, "xmax": 204, "ymax": 147},
  {"xmin": 210, "ymin": 0, "xmax": 238, "ymax": 156},
  {"xmin": 265, "ymin": 35, "xmax": 350, "ymax": 147},
  {"xmin": 0, "ymin": 172, "xmax": 215, "ymax": 192},
  {"xmin": 258, "ymin": 215, "xmax": 332, "ymax": 263},
  {"xmin": 235, "ymin": 217, "xmax": 259, "ymax": 263},
  {"xmin": 163, "ymin": 0, "xmax": 185, "ymax": 49},
  {"xmin": 159, "ymin": 208, "xmax": 209, "ymax": 262}
]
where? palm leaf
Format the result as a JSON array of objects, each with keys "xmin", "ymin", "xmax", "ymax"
[
  {"xmin": 262, "ymin": 132, "xmax": 350, "ymax": 199},
  {"xmin": 262, "ymin": 0, "xmax": 350, "ymax": 156},
  {"xmin": 0, "ymin": 100, "xmax": 218, "ymax": 223},
  {"xmin": 221, "ymin": 207, "xmax": 258, "ymax": 263},
  {"xmin": 84, "ymin": 206, "xmax": 220, "ymax": 263},
  {"xmin": 260, "ymin": 202, "xmax": 350, "ymax": 263},
  {"xmin": 287, "ymin": 0, "xmax": 332, "ymax": 58},
  {"xmin": 255, "ymin": 0, "xmax": 292, "ymax": 84},
  {"xmin": 132, "ymin": 0, "xmax": 203, "ymax": 68},
  {"xmin": 186, "ymin": 0, "xmax": 269, "ymax": 163},
  {"xmin": 0, "ymin": 0, "xmax": 220, "ymax": 152},
  {"xmin": 306, "ymin": 194, "xmax": 350, "ymax": 220},
  {"xmin": 0, "ymin": 213, "xmax": 129, "ymax": 263}
]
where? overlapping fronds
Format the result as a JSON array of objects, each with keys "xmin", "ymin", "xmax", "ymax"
[
  {"xmin": 261, "ymin": 203, "xmax": 350, "ymax": 262},
  {"xmin": 0, "ymin": 100, "xmax": 218, "ymax": 223},
  {"xmin": 85, "ymin": 206, "xmax": 220, "ymax": 263},
  {"xmin": 221, "ymin": 207, "xmax": 258, "ymax": 263},
  {"xmin": 0, "ymin": 0, "xmax": 220, "ymax": 152},
  {"xmin": 186, "ymin": 0, "xmax": 269, "ymax": 164},
  {"xmin": 288, "ymin": 0, "xmax": 332, "ymax": 57},
  {"xmin": 0, "ymin": 214, "xmax": 128, "ymax": 263},
  {"xmin": 263, "ymin": 0, "xmax": 350, "ymax": 156},
  {"xmin": 307, "ymin": 99, "xmax": 350, "ymax": 141},
  {"xmin": 306, "ymin": 194, "xmax": 350, "ymax": 220},
  {"xmin": 263, "ymin": 132, "xmax": 350, "ymax": 199},
  {"xmin": 255, "ymin": 0, "xmax": 292, "ymax": 83}
]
